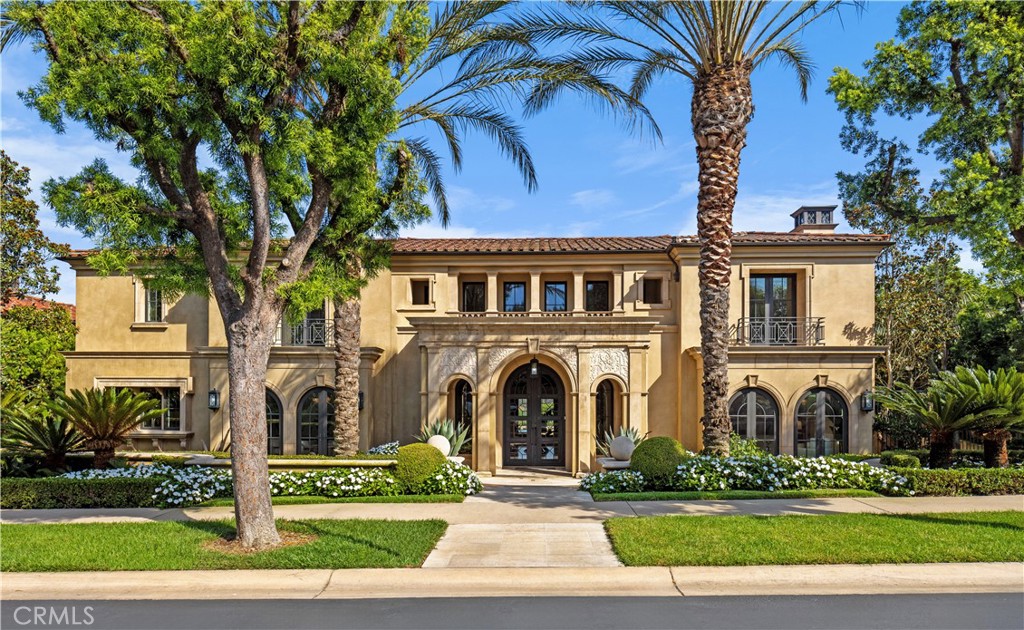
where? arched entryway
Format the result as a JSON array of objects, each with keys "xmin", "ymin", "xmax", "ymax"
[
  {"xmin": 503, "ymin": 363, "xmax": 565, "ymax": 466},
  {"xmin": 447, "ymin": 378, "xmax": 474, "ymax": 458},
  {"xmin": 795, "ymin": 388, "xmax": 848, "ymax": 457},
  {"xmin": 297, "ymin": 387, "xmax": 335, "ymax": 455}
]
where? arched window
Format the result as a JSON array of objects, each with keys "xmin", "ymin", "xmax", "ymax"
[
  {"xmin": 795, "ymin": 388, "xmax": 848, "ymax": 457},
  {"xmin": 452, "ymin": 379, "xmax": 473, "ymax": 456},
  {"xmin": 297, "ymin": 387, "xmax": 335, "ymax": 455},
  {"xmin": 728, "ymin": 388, "xmax": 779, "ymax": 454},
  {"xmin": 595, "ymin": 379, "xmax": 616, "ymax": 441},
  {"xmin": 266, "ymin": 390, "xmax": 283, "ymax": 455}
]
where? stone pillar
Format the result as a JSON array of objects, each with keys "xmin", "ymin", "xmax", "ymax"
[
  {"xmin": 572, "ymin": 272, "xmax": 585, "ymax": 313},
  {"xmin": 425, "ymin": 347, "xmax": 442, "ymax": 426},
  {"xmin": 577, "ymin": 347, "xmax": 593, "ymax": 474},
  {"xmin": 486, "ymin": 272, "xmax": 498, "ymax": 314},
  {"xmin": 358, "ymin": 347, "xmax": 383, "ymax": 452},
  {"xmin": 613, "ymin": 269, "xmax": 624, "ymax": 314},
  {"xmin": 448, "ymin": 272, "xmax": 459, "ymax": 313},
  {"xmin": 529, "ymin": 271, "xmax": 541, "ymax": 313},
  {"xmin": 628, "ymin": 346, "xmax": 648, "ymax": 435},
  {"xmin": 419, "ymin": 346, "xmax": 429, "ymax": 426},
  {"xmin": 476, "ymin": 346, "xmax": 495, "ymax": 474}
]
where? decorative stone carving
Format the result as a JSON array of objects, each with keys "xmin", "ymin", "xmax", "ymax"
[
  {"xmin": 589, "ymin": 347, "xmax": 628, "ymax": 383},
  {"xmin": 439, "ymin": 346, "xmax": 476, "ymax": 380},
  {"xmin": 486, "ymin": 345, "xmax": 519, "ymax": 375},
  {"xmin": 549, "ymin": 346, "xmax": 578, "ymax": 374}
]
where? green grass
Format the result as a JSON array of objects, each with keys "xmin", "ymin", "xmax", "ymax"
[
  {"xmin": 605, "ymin": 511, "xmax": 1024, "ymax": 566},
  {"xmin": 199, "ymin": 494, "xmax": 464, "ymax": 507},
  {"xmin": 0, "ymin": 519, "xmax": 447, "ymax": 572},
  {"xmin": 591, "ymin": 489, "xmax": 880, "ymax": 502}
]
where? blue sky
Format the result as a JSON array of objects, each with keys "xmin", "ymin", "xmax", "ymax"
[{"xmin": 1, "ymin": 2, "xmax": 969, "ymax": 304}]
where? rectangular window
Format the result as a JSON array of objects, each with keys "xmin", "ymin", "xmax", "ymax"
[
  {"xmin": 462, "ymin": 282, "xmax": 485, "ymax": 312},
  {"xmin": 411, "ymin": 280, "xmax": 430, "ymax": 305},
  {"xmin": 544, "ymin": 282, "xmax": 567, "ymax": 312},
  {"xmin": 139, "ymin": 388, "xmax": 181, "ymax": 431},
  {"xmin": 585, "ymin": 281, "xmax": 609, "ymax": 312},
  {"xmin": 503, "ymin": 282, "xmax": 526, "ymax": 312},
  {"xmin": 145, "ymin": 288, "xmax": 163, "ymax": 322},
  {"xmin": 642, "ymin": 278, "xmax": 663, "ymax": 305}
]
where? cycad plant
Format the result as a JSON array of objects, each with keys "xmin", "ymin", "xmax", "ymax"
[
  {"xmin": 876, "ymin": 376, "xmax": 1006, "ymax": 469},
  {"xmin": 942, "ymin": 366, "xmax": 1024, "ymax": 468},
  {"xmin": 1, "ymin": 391, "xmax": 85, "ymax": 470},
  {"xmin": 49, "ymin": 388, "xmax": 164, "ymax": 469},
  {"xmin": 518, "ymin": 0, "xmax": 846, "ymax": 455}
]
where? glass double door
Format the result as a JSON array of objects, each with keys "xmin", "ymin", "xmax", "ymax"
[{"xmin": 503, "ymin": 364, "xmax": 565, "ymax": 466}]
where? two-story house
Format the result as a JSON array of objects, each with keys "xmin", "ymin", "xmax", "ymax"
[{"xmin": 62, "ymin": 206, "xmax": 888, "ymax": 474}]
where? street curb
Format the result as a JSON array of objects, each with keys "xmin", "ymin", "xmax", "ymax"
[{"xmin": 3, "ymin": 563, "xmax": 1022, "ymax": 600}]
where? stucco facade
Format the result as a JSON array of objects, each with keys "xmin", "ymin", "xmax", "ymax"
[{"xmin": 63, "ymin": 207, "xmax": 888, "ymax": 474}]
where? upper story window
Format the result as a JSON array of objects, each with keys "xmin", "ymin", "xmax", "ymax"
[
  {"xmin": 544, "ymin": 282, "xmax": 567, "ymax": 312},
  {"xmin": 410, "ymin": 279, "xmax": 430, "ymax": 305},
  {"xmin": 145, "ymin": 288, "xmax": 164, "ymax": 322},
  {"xmin": 462, "ymin": 282, "xmax": 485, "ymax": 312},
  {"xmin": 503, "ymin": 282, "xmax": 526, "ymax": 312},
  {"xmin": 642, "ymin": 277, "xmax": 663, "ymax": 305},
  {"xmin": 139, "ymin": 387, "xmax": 181, "ymax": 431},
  {"xmin": 749, "ymin": 274, "xmax": 795, "ymax": 320},
  {"xmin": 585, "ymin": 280, "xmax": 609, "ymax": 312}
]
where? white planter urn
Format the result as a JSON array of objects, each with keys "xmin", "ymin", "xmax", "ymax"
[
  {"xmin": 609, "ymin": 436, "xmax": 636, "ymax": 462},
  {"xmin": 427, "ymin": 435, "xmax": 451, "ymax": 456}
]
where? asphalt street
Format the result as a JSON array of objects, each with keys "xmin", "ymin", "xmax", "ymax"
[{"xmin": 3, "ymin": 594, "xmax": 1022, "ymax": 630}]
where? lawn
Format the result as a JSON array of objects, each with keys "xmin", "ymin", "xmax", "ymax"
[
  {"xmin": 199, "ymin": 494, "xmax": 464, "ymax": 507},
  {"xmin": 591, "ymin": 489, "xmax": 880, "ymax": 502},
  {"xmin": 0, "ymin": 519, "xmax": 446, "ymax": 572},
  {"xmin": 605, "ymin": 511, "xmax": 1024, "ymax": 566}
]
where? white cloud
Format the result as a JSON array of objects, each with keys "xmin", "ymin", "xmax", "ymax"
[
  {"xmin": 446, "ymin": 185, "xmax": 516, "ymax": 215},
  {"xmin": 399, "ymin": 222, "xmax": 525, "ymax": 240},
  {"xmin": 569, "ymin": 188, "xmax": 617, "ymax": 208},
  {"xmin": 732, "ymin": 184, "xmax": 841, "ymax": 233},
  {"xmin": 622, "ymin": 179, "xmax": 700, "ymax": 220},
  {"xmin": 612, "ymin": 138, "xmax": 692, "ymax": 176}
]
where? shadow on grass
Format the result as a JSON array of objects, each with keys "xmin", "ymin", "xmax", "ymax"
[{"xmin": 875, "ymin": 512, "xmax": 1024, "ymax": 533}]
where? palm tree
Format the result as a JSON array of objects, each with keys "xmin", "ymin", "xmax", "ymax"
[
  {"xmin": 946, "ymin": 366, "xmax": 1024, "ymax": 468},
  {"xmin": 328, "ymin": 1, "xmax": 653, "ymax": 455},
  {"xmin": 517, "ymin": 1, "xmax": 845, "ymax": 455},
  {"xmin": 49, "ymin": 388, "xmax": 164, "ymax": 468},
  {"xmin": 876, "ymin": 376, "xmax": 1005, "ymax": 469},
  {"xmin": 1, "ymin": 391, "xmax": 85, "ymax": 470}
]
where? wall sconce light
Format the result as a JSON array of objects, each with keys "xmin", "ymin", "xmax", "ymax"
[
  {"xmin": 529, "ymin": 357, "xmax": 539, "ymax": 378},
  {"xmin": 208, "ymin": 388, "xmax": 220, "ymax": 410},
  {"xmin": 358, "ymin": 391, "xmax": 365, "ymax": 411},
  {"xmin": 860, "ymin": 390, "xmax": 874, "ymax": 412}
]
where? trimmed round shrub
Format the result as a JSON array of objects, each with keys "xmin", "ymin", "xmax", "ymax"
[
  {"xmin": 395, "ymin": 443, "xmax": 447, "ymax": 493},
  {"xmin": 881, "ymin": 452, "xmax": 921, "ymax": 469},
  {"xmin": 629, "ymin": 437, "xmax": 688, "ymax": 489}
]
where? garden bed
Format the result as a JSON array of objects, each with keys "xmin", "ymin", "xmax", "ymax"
[
  {"xmin": 591, "ymin": 489, "xmax": 880, "ymax": 502},
  {"xmin": 0, "ymin": 519, "xmax": 447, "ymax": 572},
  {"xmin": 199, "ymin": 494, "xmax": 464, "ymax": 506},
  {"xmin": 604, "ymin": 511, "xmax": 1024, "ymax": 566}
]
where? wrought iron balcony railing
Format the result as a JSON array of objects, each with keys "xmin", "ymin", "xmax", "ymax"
[
  {"xmin": 275, "ymin": 318, "xmax": 333, "ymax": 347},
  {"xmin": 733, "ymin": 317, "xmax": 825, "ymax": 346}
]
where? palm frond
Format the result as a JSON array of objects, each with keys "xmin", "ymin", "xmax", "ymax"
[{"xmin": 402, "ymin": 136, "xmax": 450, "ymax": 227}]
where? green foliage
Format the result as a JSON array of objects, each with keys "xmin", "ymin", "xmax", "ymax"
[
  {"xmin": 0, "ymin": 304, "xmax": 77, "ymax": 406},
  {"xmin": 1, "ymin": 391, "xmax": 85, "ymax": 470},
  {"xmin": 0, "ymin": 150, "xmax": 69, "ymax": 304},
  {"xmin": 880, "ymin": 452, "xmax": 922, "ymax": 469},
  {"xmin": 629, "ymin": 437, "xmax": 689, "ymax": 489},
  {"xmin": 596, "ymin": 426, "xmax": 647, "ymax": 457},
  {"xmin": 830, "ymin": 0, "xmax": 1024, "ymax": 305},
  {"xmin": 0, "ymin": 477, "xmax": 163, "ymax": 509},
  {"xmin": 881, "ymin": 448, "xmax": 1024, "ymax": 468},
  {"xmin": 728, "ymin": 433, "xmax": 766, "ymax": 458},
  {"xmin": 394, "ymin": 443, "xmax": 447, "ymax": 493},
  {"xmin": 896, "ymin": 467, "xmax": 1024, "ymax": 496},
  {"xmin": 49, "ymin": 388, "xmax": 164, "ymax": 467},
  {"xmin": 949, "ymin": 284, "xmax": 1024, "ymax": 371},
  {"xmin": 150, "ymin": 454, "xmax": 190, "ymax": 468},
  {"xmin": 415, "ymin": 418, "xmax": 469, "ymax": 457}
]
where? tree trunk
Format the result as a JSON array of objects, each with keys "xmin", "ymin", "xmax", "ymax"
[
  {"xmin": 928, "ymin": 430, "xmax": 956, "ymax": 469},
  {"xmin": 91, "ymin": 447, "xmax": 114, "ymax": 470},
  {"xmin": 227, "ymin": 316, "xmax": 280, "ymax": 549},
  {"xmin": 982, "ymin": 429, "xmax": 1011, "ymax": 468},
  {"xmin": 691, "ymin": 63, "xmax": 754, "ymax": 457},
  {"xmin": 333, "ymin": 297, "xmax": 361, "ymax": 457}
]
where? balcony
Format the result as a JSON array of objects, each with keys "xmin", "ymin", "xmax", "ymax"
[
  {"xmin": 733, "ymin": 317, "xmax": 825, "ymax": 346},
  {"xmin": 275, "ymin": 318, "xmax": 333, "ymax": 347}
]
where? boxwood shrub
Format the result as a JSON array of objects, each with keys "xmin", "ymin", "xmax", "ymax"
[
  {"xmin": 880, "ymin": 452, "xmax": 921, "ymax": 468},
  {"xmin": 629, "ymin": 437, "xmax": 689, "ymax": 489},
  {"xmin": 896, "ymin": 467, "xmax": 1024, "ymax": 496},
  {"xmin": 0, "ymin": 477, "xmax": 163, "ymax": 509},
  {"xmin": 394, "ymin": 443, "xmax": 447, "ymax": 493}
]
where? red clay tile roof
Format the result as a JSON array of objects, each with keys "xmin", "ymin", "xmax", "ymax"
[
  {"xmin": 1, "ymin": 296, "xmax": 76, "ymax": 320},
  {"xmin": 675, "ymin": 232, "xmax": 891, "ymax": 246}
]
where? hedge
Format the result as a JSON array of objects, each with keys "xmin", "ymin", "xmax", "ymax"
[
  {"xmin": 0, "ymin": 477, "xmax": 163, "ymax": 509},
  {"xmin": 879, "ymin": 452, "xmax": 921, "ymax": 468},
  {"xmin": 895, "ymin": 467, "xmax": 1024, "ymax": 496},
  {"xmin": 882, "ymin": 449, "xmax": 1024, "ymax": 466}
]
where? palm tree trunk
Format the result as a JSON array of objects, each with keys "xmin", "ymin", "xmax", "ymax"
[
  {"xmin": 982, "ymin": 429, "xmax": 1011, "ymax": 468},
  {"xmin": 333, "ymin": 297, "xmax": 361, "ymax": 456},
  {"xmin": 92, "ymin": 447, "xmax": 114, "ymax": 470},
  {"xmin": 928, "ymin": 430, "xmax": 956, "ymax": 469},
  {"xmin": 691, "ymin": 63, "xmax": 754, "ymax": 457}
]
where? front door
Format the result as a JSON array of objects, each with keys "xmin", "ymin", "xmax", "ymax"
[{"xmin": 503, "ymin": 363, "xmax": 565, "ymax": 466}]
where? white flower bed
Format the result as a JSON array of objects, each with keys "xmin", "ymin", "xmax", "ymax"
[
  {"xmin": 417, "ymin": 460, "xmax": 483, "ymax": 495},
  {"xmin": 579, "ymin": 470, "xmax": 645, "ymax": 494}
]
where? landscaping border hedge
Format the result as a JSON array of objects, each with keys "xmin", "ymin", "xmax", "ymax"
[
  {"xmin": 895, "ymin": 467, "xmax": 1024, "ymax": 496},
  {"xmin": 0, "ymin": 477, "xmax": 163, "ymax": 509},
  {"xmin": 882, "ymin": 449, "xmax": 1024, "ymax": 465}
]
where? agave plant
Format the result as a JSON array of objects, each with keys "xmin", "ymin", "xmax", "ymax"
[
  {"xmin": 596, "ymin": 426, "xmax": 647, "ymax": 457},
  {"xmin": 1, "ymin": 391, "xmax": 85, "ymax": 470},
  {"xmin": 49, "ymin": 388, "xmax": 165, "ymax": 469},
  {"xmin": 415, "ymin": 418, "xmax": 470, "ymax": 457},
  {"xmin": 940, "ymin": 366, "xmax": 1024, "ymax": 468}
]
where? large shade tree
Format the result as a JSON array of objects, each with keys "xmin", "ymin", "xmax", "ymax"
[
  {"xmin": 2, "ymin": 0, "xmax": 642, "ymax": 546},
  {"xmin": 521, "ymin": 0, "xmax": 845, "ymax": 454}
]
